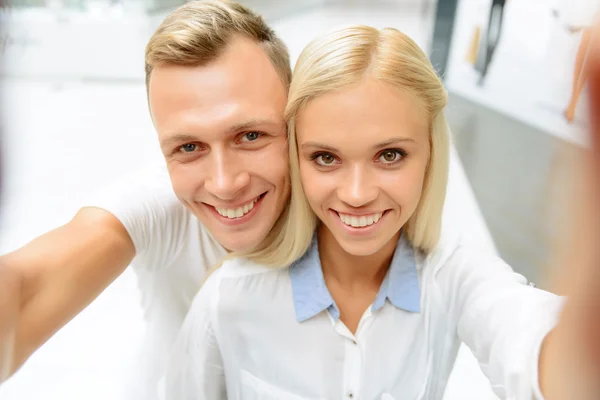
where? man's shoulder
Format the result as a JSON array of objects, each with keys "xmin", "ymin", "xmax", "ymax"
[
  {"xmin": 99, "ymin": 165, "xmax": 223, "ymax": 270},
  {"xmin": 88, "ymin": 164, "xmax": 185, "ymax": 220}
]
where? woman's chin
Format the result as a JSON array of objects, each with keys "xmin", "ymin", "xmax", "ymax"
[{"xmin": 332, "ymin": 234, "xmax": 389, "ymax": 257}]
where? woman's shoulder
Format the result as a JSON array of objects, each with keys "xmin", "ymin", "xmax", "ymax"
[
  {"xmin": 207, "ymin": 257, "xmax": 296, "ymax": 320},
  {"xmin": 218, "ymin": 256, "xmax": 287, "ymax": 278},
  {"xmin": 206, "ymin": 257, "xmax": 291, "ymax": 300},
  {"xmin": 421, "ymin": 229, "xmax": 507, "ymax": 276}
]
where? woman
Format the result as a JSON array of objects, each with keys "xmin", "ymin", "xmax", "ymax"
[{"xmin": 165, "ymin": 25, "xmax": 579, "ymax": 399}]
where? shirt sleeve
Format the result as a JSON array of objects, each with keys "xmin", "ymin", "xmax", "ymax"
[
  {"xmin": 164, "ymin": 269, "xmax": 226, "ymax": 400},
  {"xmin": 84, "ymin": 164, "xmax": 190, "ymax": 270},
  {"xmin": 434, "ymin": 241, "xmax": 565, "ymax": 399}
]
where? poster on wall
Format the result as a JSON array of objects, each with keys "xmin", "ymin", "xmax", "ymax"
[{"xmin": 445, "ymin": 0, "xmax": 599, "ymax": 147}]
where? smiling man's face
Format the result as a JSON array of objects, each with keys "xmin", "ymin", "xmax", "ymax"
[{"xmin": 150, "ymin": 36, "xmax": 290, "ymax": 252}]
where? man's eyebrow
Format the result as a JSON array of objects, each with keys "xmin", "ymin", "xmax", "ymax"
[
  {"xmin": 225, "ymin": 118, "xmax": 281, "ymax": 134},
  {"xmin": 160, "ymin": 134, "xmax": 199, "ymax": 148}
]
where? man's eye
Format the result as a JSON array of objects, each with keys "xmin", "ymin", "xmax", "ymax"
[
  {"xmin": 180, "ymin": 144, "xmax": 197, "ymax": 153},
  {"xmin": 240, "ymin": 132, "xmax": 262, "ymax": 142}
]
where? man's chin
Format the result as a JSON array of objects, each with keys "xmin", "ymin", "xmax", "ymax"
[{"xmin": 213, "ymin": 231, "xmax": 268, "ymax": 254}]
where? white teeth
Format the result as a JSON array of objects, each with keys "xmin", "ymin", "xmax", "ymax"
[
  {"xmin": 338, "ymin": 212, "xmax": 383, "ymax": 228},
  {"xmin": 215, "ymin": 197, "xmax": 259, "ymax": 219}
]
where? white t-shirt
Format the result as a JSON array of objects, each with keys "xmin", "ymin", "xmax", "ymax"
[
  {"xmin": 93, "ymin": 165, "xmax": 227, "ymax": 399},
  {"xmin": 165, "ymin": 232, "xmax": 564, "ymax": 400}
]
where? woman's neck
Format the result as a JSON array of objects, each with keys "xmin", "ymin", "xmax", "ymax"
[{"xmin": 318, "ymin": 224, "xmax": 400, "ymax": 291}]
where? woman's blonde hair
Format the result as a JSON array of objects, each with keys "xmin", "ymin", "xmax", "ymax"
[{"xmin": 242, "ymin": 25, "xmax": 450, "ymax": 268}]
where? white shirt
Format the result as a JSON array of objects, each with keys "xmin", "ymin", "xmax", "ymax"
[
  {"xmin": 165, "ymin": 232, "xmax": 563, "ymax": 400},
  {"xmin": 92, "ymin": 165, "xmax": 227, "ymax": 399}
]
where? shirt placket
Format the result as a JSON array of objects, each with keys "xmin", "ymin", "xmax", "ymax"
[{"xmin": 333, "ymin": 308, "xmax": 375, "ymax": 400}]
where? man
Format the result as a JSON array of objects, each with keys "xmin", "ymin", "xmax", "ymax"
[{"xmin": 0, "ymin": 0, "xmax": 291, "ymax": 397}]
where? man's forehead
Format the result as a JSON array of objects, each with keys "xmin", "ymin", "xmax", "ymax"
[
  {"xmin": 150, "ymin": 36, "xmax": 285, "ymax": 93},
  {"xmin": 150, "ymin": 60, "xmax": 287, "ymax": 118},
  {"xmin": 151, "ymin": 70, "xmax": 286, "ymax": 136}
]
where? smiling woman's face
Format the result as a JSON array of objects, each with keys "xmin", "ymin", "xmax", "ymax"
[{"xmin": 296, "ymin": 77, "xmax": 431, "ymax": 256}]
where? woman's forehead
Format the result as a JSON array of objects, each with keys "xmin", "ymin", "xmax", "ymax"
[{"xmin": 295, "ymin": 78, "xmax": 429, "ymax": 148}]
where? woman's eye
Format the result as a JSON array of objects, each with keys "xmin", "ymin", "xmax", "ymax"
[
  {"xmin": 378, "ymin": 150, "xmax": 404, "ymax": 164},
  {"xmin": 241, "ymin": 131, "xmax": 262, "ymax": 142},
  {"xmin": 315, "ymin": 153, "xmax": 337, "ymax": 166},
  {"xmin": 381, "ymin": 150, "xmax": 398, "ymax": 162}
]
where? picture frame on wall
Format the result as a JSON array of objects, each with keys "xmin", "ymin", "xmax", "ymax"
[{"xmin": 445, "ymin": 0, "xmax": 599, "ymax": 148}]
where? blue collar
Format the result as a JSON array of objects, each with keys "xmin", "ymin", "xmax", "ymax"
[{"xmin": 289, "ymin": 234, "xmax": 421, "ymax": 323}]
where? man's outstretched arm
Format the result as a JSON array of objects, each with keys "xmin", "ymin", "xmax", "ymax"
[{"xmin": 0, "ymin": 207, "xmax": 135, "ymax": 382}]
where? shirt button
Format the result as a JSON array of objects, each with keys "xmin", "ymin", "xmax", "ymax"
[
  {"xmin": 352, "ymin": 340, "xmax": 357, "ymax": 345},
  {"xmin": 348, "ymin": 393, "xmax": 354, "ymax": 399}
]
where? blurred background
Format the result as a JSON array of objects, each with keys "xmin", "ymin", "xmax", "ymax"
[{"xmin": 0, "ymin": 0, "xmax": 592, "ymax": 399}]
